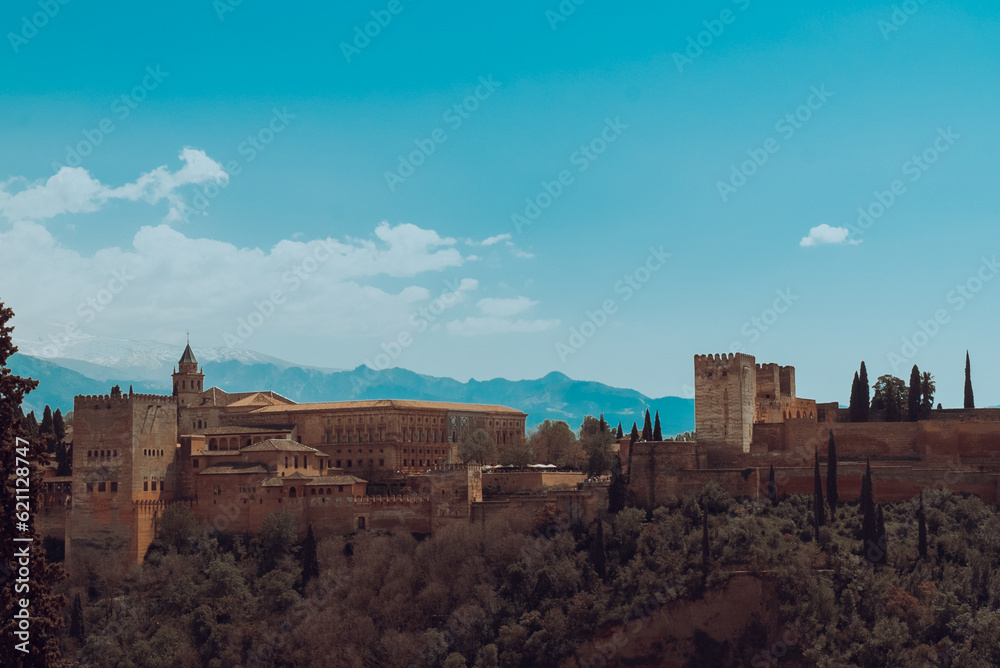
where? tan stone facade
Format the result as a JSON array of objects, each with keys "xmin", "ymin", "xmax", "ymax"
[{"xmin": 62, "ymin": 345, "xmax": 529, "ymax": 564}]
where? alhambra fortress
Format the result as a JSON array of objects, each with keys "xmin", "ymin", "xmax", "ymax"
[{"xmin": 37, "ymin": 347, "xmax": 1000, "ymax": 565}]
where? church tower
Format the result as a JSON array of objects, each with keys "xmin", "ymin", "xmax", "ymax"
[{"xmin": 172, "ymin": 339, "xmax": 204, "ymax": 408}]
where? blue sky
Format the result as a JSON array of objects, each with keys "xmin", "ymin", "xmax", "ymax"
[{"xmin": 1, "ymin": 0, "xmax": 999, "ymax": 407}]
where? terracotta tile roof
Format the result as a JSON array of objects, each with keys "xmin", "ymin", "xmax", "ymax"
[
  {"xmin": 248, "ymin": 399, "xmax": 525, "ymax": 415},
  {"xmin": 195, "ymin": 388, "xmax": 296, "ymax": 408},
  {"xmin": 307, "ymin": 475, "xmax": 367, "ymax": 486},
  {"xmin": 198, "ymin": 464, "xmax": 271, "ymax": 476},
  {"xmin": 240, "ymin": 439, "xmax": 321, "ymax": 453}
]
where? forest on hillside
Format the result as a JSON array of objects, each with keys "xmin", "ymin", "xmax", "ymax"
[{"xmin": 54, "ymin": 485, "xmax": 1000, "ymax": 668}]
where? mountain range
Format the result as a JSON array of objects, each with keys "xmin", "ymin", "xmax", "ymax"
[{"xmin": 8, "ymin": 337, "xmax": 694, "ymax": 435}]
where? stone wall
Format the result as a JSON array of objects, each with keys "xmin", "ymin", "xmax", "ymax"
[{"xmin": 483, "ymin": 470, "xmax": 586, "ymax": 493}]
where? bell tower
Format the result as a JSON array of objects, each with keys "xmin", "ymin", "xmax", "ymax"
[{"xmin": 172, "ymin": 337, "xmax": 204, "ymax": 408}]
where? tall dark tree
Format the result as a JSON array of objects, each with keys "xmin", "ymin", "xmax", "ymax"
[
  {"xmin": 0, "ymin": 301, "xmax": 66, "ymax": 666},
  {"xmin": 907, "ymin": 365, "xmax": 921, "ymax": 422},
  {"xmin": 920, "ymin": 372, "xmax": 936, "ymax": 419},
  {"xmin": 607, "ymin": 453, "xmax": 627, "ymax": 514},
  {"xmin": 629, "ymin": 422, "xmax": 639, "ymax": 445},
  {"xmin": 652, "ymin": 411, "xmax": 662, "ymax": 441},
  {"xmin": 701, "ymin": 507, "xmax": 711, "ymax": 569},
  {"xmin": 813, "ymin": 447, "xmax": 826, "ymax": 530},
  {"xmin": 917, "ymin": 493, "xmax": 927, "ymax": 560},
  {"xmin": 767, "ymin": 464, "xmax": 777, "ymax": 507},
  {"xmin": 860, "ymin": 461, "xmax": 882, "ymax": 566},
  {"xmin": 859, "ymin": 361, "xmax": 871, "ymax": 422},
  {"xmin": 39, "ymin": 404, "xmax": 53, "ymax": 436},
  {"xmin": 849, "ymin": 372, "xmax": 862, "ymax": 422},
  {"xmin": 615, "ymin": 422, "xmax": 623, "ymax": 439},
  {"xmin": 641, "ymin": 409, "xmax": 653, "ymax": 441},
  {"xmin": 598, "ymin": 413, "xmax": 607, "ymax": 433},
  {"xmin": 69, "ymin": 593, "xmax": 85, "ymax": 640},
  {"xmin": 301, "ymin": 524, "xmax": 320, "ymax": 590},
  {"xmin": 965, "ymin": 351, "xmax": 975, "ymax": 409},
  {"xmin": 875, "ymin": 505, "xmax": 888, "ymax": 566},
  {"xmin": 52, "ymin": 408, "xmax": 66, "ymax": 443},
  {"xmin": 826, "ymin": 430, "xmax": 838, "ymax": 519}
]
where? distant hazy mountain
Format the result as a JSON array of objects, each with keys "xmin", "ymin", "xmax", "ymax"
[{"xmin": 9, "ymin": 337, "xmax": 694, "ymax": 434}]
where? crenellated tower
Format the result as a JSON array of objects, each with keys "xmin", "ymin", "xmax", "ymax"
[{"xmin": 694, "ymin": 353, "xmax": 757, "ymax": 453}]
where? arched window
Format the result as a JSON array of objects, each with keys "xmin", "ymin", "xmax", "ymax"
[
  {"xmin": 209, "ymin": 438, "xmax": 218, "ymax": 449},
  {"xmin": 289, "ymin": 487, "xmax": 297, "ymax": 498}
]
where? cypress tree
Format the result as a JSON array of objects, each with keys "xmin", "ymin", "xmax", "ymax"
[
  {"xmin": 859, "ymin": 361, "xmax": 870, "ymax": 421},
  {"xmin": 813, "ymin": 447, "xmax": 826, "ymax": 528},
  {"xmin": 767, "ymin": 464, "xmax": 777, "ymax": 507},
  {"xmin": 629, "ymin": 422, "xmax": 639, "ymax": 445},
  {"xmin": 826, "ymin": 430, "xmax": 838, "ymax": 519},
  {"xmin": 652, "ymin": 411, "xmax": 662, "ymax": 441},
  {"xmin": 69, "ymin": 592, "xmax": 85, "ymax": 640},
  {"xmin": 608, "ymin": 454, "xmax": 627, "ymax": 513},
  {"xmin": 965, "ymin": 351, "xmax": 975, "ymax": 409},
  {"xmin": 599, "ymin": 413, "xmax": 607, "ymax": 433},
  {"xmin": 301, "ymin": 524, "xmax": 319, "ymax": 589},
  {"xmin": 615, "ymin": 422, "xmax": 623, "ymax": 439},
  {"xmin": 861, "ymin": 461, "xmax": 879, "ymax": 566},
  {"xmin": 702, "ymin": 507, "xmax": 711, "ymax": 568},
  {"xmin": 849, "ymin": 372, "xmax": 861, "ymax": 422},
  {"xmin": 642, "ymin": 409, "xmax": 653, "ymax": 441},
  {"xmin": 53, "ymin": 408, "xmax": 66, "ymax": 443},
  {"xmin": 875, "ymin": 505, "xmax": 888, "ymax": 566},
  {"xmin": 907, "ymin": 365, "xmax": 921, "ymax": 422},
  {"xmin": 917, "ymin": 493, "xmax": 927, "ymax": 559},
  {"xmin": 40, "ymin": 404, "xmax": 53, "ymax": 436}
]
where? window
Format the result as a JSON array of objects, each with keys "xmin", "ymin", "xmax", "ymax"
[
  {"xmin": 338, "ymin": 485, "xmax": 344, "ymax": 493},
  {"xmin": 357, "ymin": 517, "xmax": 366, "ymax": 530},
  {"xmin": 151, "ymin": 481, "xmax": 157, "ymax": 491},
  {"xmin": 193, "ymin": 459, "xmax": 199, "ymax": 468},
  {"xmin": 110, "ymin": 482, "xmax": 118, "ymax": 493},
  {"xmin": 285, "ymin": 457, "xmax": 289, "ymax": 468},
  {"xmin": 86, "ymin": 482, "xmax": 94, "ymax": 493},
  {"xmin": 294, "ymin": 456, "xmax": 299, "ymax": 469},
  {"xmin": 311, "ymin": 488, "xmax": 316, "ymax": 495},
  {"xmin": 379, "ymin": 459, "xmax": 385, "ymax": 467},
  {"xmin": 98, "ymin": 482, "xmax": 106, "ymax": 492},
  {"xmin": 304, "ymin": 456, "xmax": 308, "ymax": 468},
  {"xmin": 143, "ymin": 481, "xmax": 148, "ymax": 491},
  {"xmin": 347, "ymin": 460, "xmax": 352, "ymax": 468},
  {"xmin": 335, "ymin": 460, "xmax": 341, "ymax": 468}
]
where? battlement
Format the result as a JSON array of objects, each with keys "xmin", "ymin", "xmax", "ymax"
[
  {"xmin": 75, "ymin": 392, "xmax": 174, "ymax": 406},
  {"xmin": 694, "ymin": 352, "xmax": 756, "ymax": 376}
]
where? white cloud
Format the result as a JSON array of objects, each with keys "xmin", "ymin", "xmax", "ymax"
[
  {"xmin": 477, "ymin": 296, "xmax": 537, "ymax": 317},
  {"xmin": 0, "ymin": 148, "xmax": 228, "ymax": 224},
  {"xmin": 0, "ymin": 220, "xmax": 473, "ymax": 349},
  {"xmin": 479, "ymin": 233, "xmax": 511, "ymax": 246},
  {"xmin": 445, "ymin": 317, "xmax": 560, "ymax": 337},
  {"xmin": 799, "ymin": 224, "xmax": 861, "ymax": 247}
]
